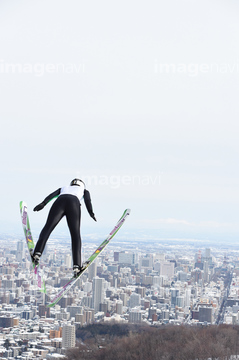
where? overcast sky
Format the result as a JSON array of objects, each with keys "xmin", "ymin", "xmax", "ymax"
[{"xmin": 0, "ymin": 0, "xmax": 238, "ymax": 242}]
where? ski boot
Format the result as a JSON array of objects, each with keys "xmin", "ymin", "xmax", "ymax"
[
  {"xmin": 73, "ymin": 265, "xmax": 83, "ymax": 278},
  {"xmin": 73, "ymin": 261, "xmax": 90, "ymax": 277},
  {"xmin": 32, "ymin": 252, "xmax": 41, "ymax": 266}
]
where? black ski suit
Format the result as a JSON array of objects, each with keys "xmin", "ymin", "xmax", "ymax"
[{"xmin": 33, "ymin": 186, "xmax": 96, "ymax": 267}]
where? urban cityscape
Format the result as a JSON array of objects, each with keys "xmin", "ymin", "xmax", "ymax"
[
  {"xmin": 1, "ymin": 0, "xmax": 238, "ymax": 358},
  {"xmin": 0, "ymin": 231, "xmax": 239, "ymax": 359}
]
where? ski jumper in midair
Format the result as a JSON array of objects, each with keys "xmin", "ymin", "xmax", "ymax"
[{"xmin": 32, "ymin": 179, "xmax": 96, "ymax": 275}]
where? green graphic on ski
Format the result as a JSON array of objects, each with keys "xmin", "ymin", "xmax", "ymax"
[
  {"xmin": 48, "ymin": 208, "xmax": 131, "ymax": 307},
  {"xmin": 19, "ymin": 201, "xmax": 46, "ymax": 293}
]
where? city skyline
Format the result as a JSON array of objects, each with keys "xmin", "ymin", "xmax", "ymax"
[{"xmin": 0, "ymin": 230, "xmax": 238, "ymax": 358}]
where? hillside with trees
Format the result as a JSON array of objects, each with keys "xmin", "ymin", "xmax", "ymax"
[{"xmin": 66, "ymin": 323, "xmax": 239, "ymax": 360}]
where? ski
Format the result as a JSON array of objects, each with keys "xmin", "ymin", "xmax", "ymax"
[
  {"xmin": 19, "ymin": 201, "xmax": 46, "ymax": 293},
  {"xmin": 47, "ymin": 208, "xmax": 131, "ymax": 307}
]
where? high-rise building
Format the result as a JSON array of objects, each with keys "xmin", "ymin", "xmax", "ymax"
[
  {"xmin": 148, "ymin": 307, "xmax": 157, "ymax": 320},
  {"xmin": 39, "ymin": 304, "xmax": 47, "ymax": 317},
  {"xmin": 75, "ymin": 313, "xmax": 84, "ymax": 325},
  {"xmin": 67, "ymin": 305, "xmax": 83, "ymax": 318},
  {"xmin": 129, "ymin": 293, "xmax": 141, "ymax": 308},
  {"xmin": 92, "ymin": 277, "xmax": 105, "ymax": 311},
  {"xmin": 171, "ymin": 288, "xmax": 179, "ymax": 306},
  {"xmin": 136, "ymin": 286, "xmax": 146, "ymax": 298},
  {"xmin": 202, "ymin": 248, "xmax": 213, "ymax": 266},
  {"xmin": 162, "ymin": 310, "xmax": 169, "ymax": 321},
  {"xmin": 119, "ymin": 251, "xmax": 135, "ymax": 265},
  {"xmin": 153, "ymin": 276, "xmax": 161, "ymax": 286},
  {"xmin": 192, "ymin": 268, "xmax": 202, "ymax": 283},
  {"xmin": 16, "ymin": 240, "xmax": 24, "ymax": 262},
  {"xmin": 116, "ymin": 300, "xmax": 123, "ymax": 315},
  {"xmin": 204, "ymin": 248, "xmax": 211, "ymax": 259},
  {"xmin": 0, "ymin": 316, "xmax": 14, "ymax": 328},
  {"xmin": 198, "ymin": 306, "xmax": 213, "ymax": 323},
  {"xmin": 2, "ymin": 279, "xmax": 15, "ymax": 290},
  {"xmin": 176, "ymin": 296, "xmax": 184, "ymax": 308},
  {"xmin": 204, "ymin": 260, "xmax": 209, "ymax": 282},
  {"xmin": 62, "ymin": 323, "xmax": 75, "ymax": 348},
  {"xmin": 100, "ymin": 302, "xmax": 108, "ymax": 314},
  {"xmin": 140, "ymin": 255, "xmax": 153, "ymax": 268},
  {"xmin": 160, "ymin": 262, "xmax": 175, "ymax": 278},
  {"xmin": 22, "ymin": 310, "xmax": 34, "ymax": 320},
  {"xmin": 88, "ymin": 261, "xmax": 97, "ymax": 281},
  {"xmin": 59, "ymin": 296, "xmax": 68, "ymax": 309},
  {"xmin": 178, "ymin": 271, "xmax": 187, "ymax": 282},
  {"xmin": 129, "ymin": 309, "xmax": 143, "ymax": 323},
  {"xmin": 184, "ymin": 288, "xmax": 191, "ymax": 307},
  {"xmin": 64, "ymin": 254, "xmax": 71, "ymax": 268},
  {"xmin": 120, "ymin": 292, "xmax": 127, "ymax": 306},
  {"xmin": 49, "ymin": 329, "xmax": 62, "ymax": 339},
  {"xmin": 84, "ymin": 309, "xmax": 94, "ymax": 324}
]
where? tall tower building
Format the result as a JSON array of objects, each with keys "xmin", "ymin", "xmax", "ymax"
[
  {"xmin": 171, "ymin": 288, "xmax": 179, "ymax": 306},
  {"xmin": 88, "ymin": 261, "xmax": 97, "ymax": 280},
  {"xmin": 202, "ymin": 248, "xmax": 212, "ymax": 266},
  {"xmin": 204, "ymin": 248, "xmax": 211, "ymax": 259},
  {"xmin": 92, "ymin": 277, "xmax": 105, "ymax": 311},
  {"xmin": 62, "ymin": 323, "xmax": 75, "ymax": 348},
  {"xmin": 184, "ymin": 288, "xmax": 191, "ymax": 307},
  {"xmin": 38, "ymin": 304, "xmax": 46, "ymax": 318},
  {"xmin": 129, "ymin": 293, "xmax": 141, "ymax": 308},
  {"xmin": 204, "ymin": 260, "xmax": 209, "ymax": 282},
  {"xmin": 16, "ymin": 240, "xmax": 24, "ymax": 262},
  {"xmin": 116, "ymin": 300, "xmax": 123, "ymax": 315},
  {"xmin": 64, "ymin": 254, "xmax": 72, "ymax": 268},
  {"xmin": 120, "ymin": 292, "xmax": 127, "ymax": 306}
]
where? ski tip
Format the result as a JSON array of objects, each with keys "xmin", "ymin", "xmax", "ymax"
[{"xmin": 125, "ymin": 209, "xmax": 131, "ymax": 215}]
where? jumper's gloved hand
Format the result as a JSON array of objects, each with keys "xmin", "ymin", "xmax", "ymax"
[
  {"xmin": 34, "ymin": 202, "xmax": 45, "ymax": 212},
  {"xmin": 91, "ymin": 213, "xmax": 97, "ymax": 221}
]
